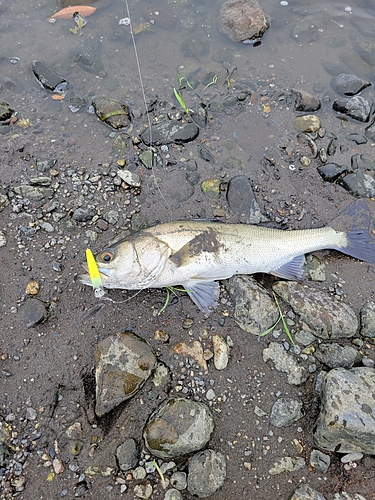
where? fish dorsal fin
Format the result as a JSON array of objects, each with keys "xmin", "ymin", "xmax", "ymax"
[
  {"xmin": 271, "ymin": 255, "xmax": 306, "ymax": 281},
  {"xmin": 170, "ymin": 228, "xmax": 222, "ymax": 268},
  {"xmin": 184, "ymin": 279, "xmax": 220, "ymax": 316}
]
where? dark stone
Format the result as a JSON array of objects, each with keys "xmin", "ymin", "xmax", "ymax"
[
  {"xmin": 23, "ymin": 298, "xmax": 47, "ymax": 328},
  {"xmin": 346, "ymin": 133, "xmax": 367, "ymax": 145},
  {"xmin": 226, "ymin": 175, "xmax": 262, "ymax": 223},
  {"xmin": 0, "ymin": 100, "xmax": 14, "ymax": 122},
  {"xmin": 338, "ymin": 173, "xmax": 375, "ymax": 198},
  {"xmin": 72, "ymin": 207, "xmax": 96, "ymax": 222},
  {"xmin": 365, "ymin": 120, "xmax": 375, "ymax": 141},
  {"xmin": 332, "ymin": 96, "xmax": 372, "ymax": 122},
  {"xmin": 141, "ymin": 120, "xmax": 199, "ymax": 146},
  {"xmin": 116, "ymin": 439, "xmax": 139, "ymax": 472},
  {"xmin": 317, "ymin": 163, "xmax": 347, "ymax": 182},
  {"xmin": 217, "ymin": 0, "xmax": 270, "ymax": 43},
  {"xmin": 333, "ymin": 73, "xmax": 371, "ymax": 96},
  {"xmin": 314, "ymin": 343, "xmax": 358, "ymax": 369},
  {"xmin": 31, "ymin": 61, "xmax": 68, "ymax": 93},
  {"xmin": 293, "ymin": 89, "xmax": 321, "ymax": 112},
  {"xmin": 70, "ymin": 38, "xmax": 106, "ymax": 76},
  {"xmin": 180, "ymin": 35, "xmax": 209, "ymax": 58}
]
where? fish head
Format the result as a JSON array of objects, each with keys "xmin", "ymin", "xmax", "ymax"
[{"xmin": 78, "ymin": 232, "xmax": 172, "ymax": 290}]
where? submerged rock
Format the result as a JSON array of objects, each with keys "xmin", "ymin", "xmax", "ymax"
[
  {"xmin": 143, "ymin": 398, "xmax": 214, "ymax": 459},
  {"xmin": 293, "ymin": 90, "xmax": 321, "ymax": 112},
  {"xmin": 141, "ymin": 120, "xmax": 199, "ymax": 146},
  {"xmin": 31, "ymin": 61, "xmax": 68, "ymax": 93},
  {"xmin": 314, "ymin": 367, "xmax": 375, "ymax": 453},
  {"xmin": 333, "ymin": 73, "xmax": 371, "ymax": 96},
  {"xmin": 91, "ymin": 96, "xmax": 131, "ymax": 130},
  {"xmin": 332, "ymin": 96, "xmax": 372, "ymax": 122},
  {"xmin": 293, "ymin": 115, "xmax": 321, "ymax": 133},
  {"xmin": 187, "ymin": 449, "xmax": 226, "ymax": 498},
  {"xmin": 95, "ymin": 332, "xmax": 156, "ymax": 417},
  {"xmin": 217, "ymin": 0, "xmax": 270, "ymax": 43}
]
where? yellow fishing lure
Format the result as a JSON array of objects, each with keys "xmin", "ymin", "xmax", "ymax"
[{"xmin": 86, "ymin": 249, "xmax": 104, "ymax": 298}]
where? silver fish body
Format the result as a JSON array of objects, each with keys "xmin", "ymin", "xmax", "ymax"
[{"xmin": 79, "ymin": 203, "xmax": 375, "ymax": 314}]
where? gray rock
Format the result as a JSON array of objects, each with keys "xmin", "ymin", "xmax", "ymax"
[
  {"xmin": 116, "ymin": 439, "xmax": 139, "ymax": 472},
  {"xmin": 305, "ymin": 254, "xmax": 326, "ymax": 282},
  {"xmin": 310, "ymin": 449, "xmax": 331, "ymax": 472},
  {"xmin": 103, "ymin": 210, "xmax": 119, "ymax": 225},
  {"xmin": 95, "ymin": 331, "xmax": 156, "ymax": 417},
  {"xmin": 144, "ymin": 398, "xmax": 214, "ymax": 459},
  {"xmin": 187, "ymin": 449, "xmax": 226, "ymax": 498},
  {"xmin": 289, "ymin": 483, "xmax": 327, "ymax": 500},
  {"xmin": 71, "ymin": 38, "xmax": 106, "ymax": 76},
  {"xmin": 263, "ymin": 342, "xmax": 308, "ymax": 385},
  {"xmin": 164, "ymin": 490, "xmax": 183, "ymax": 500},
  {"xmin": 31, "ymin": 61, "xmax": 67, "ymax": 93},
  {"xmin": 36, "ymin": 158, "xmax": 57, "ymax": 173},
  {"xmin": 314, "ymin": 367, "xmax": 375, "ymax": 453},
  {"xmin": 13, "ymin": 185, "xmax": 54, "ymax": 202},
  {"xmin": 72, "ymin": 207, "xmax": 96, "ymax": 222},
  {"xmin": 29, "ymin": 176, "xmax": 52, "ymax": 187},
  {"xmin": 346, "ymin": 133, "xmax": 367, "ymax": 145},
  {"xmin": 360, "ymin": 301, "xmax": 375, "ymax": 338},
  {"xmin": 226, "ymin": 276, "xmax": 279, "ymax": 336},
  {"xmin": 333, "ymin": 493, "xmax": 368, "ymax": 500},
  {"xmin": 273, "ymin": 281, "xmax": 358, "ymax": 339},
  {"xmin": 0, "ymin": 193, "xmax": 8, "ymax": 211},
  {"xmin": 217, "ymin": 0, "xmax": 270, "ymax": 43},
  {"xmin": 270, "ymin": 397, "xmax": 304, "ymax": 427},
  {"xmin": 314, "ymin": 343, "xmax": 358, "ymax": 369},
  {"xmin": 226, "ymin": 175, "xmax": 263, "ymax": 223},
  {"xmin": 332, "ymin": 96, "xmax": 372, "ymax": 122},
  {"xmin": 269, "ymin": 456, "xmax": 305, "ymax": 475},
  {"xmin": 293, "ymin": 90, "xmax": 321, "ymax": 112},
  {"xmin": 333, "ymin": 73, "xmax": 371, "ymax": 96},
  {"xmin": 141, "ymin": 120, "xmax": 199, "ymax": 146},
  {"xmin": 23, "ymin": 298, "xmax": 47, "ymax": 328},
  {"xmin": 340, "ymin": 452, "xmax": 363, "ymax": 463},
  {"xmin": 170, "ymin": 471, "xmax": 187, "ymax": 490},
  {"xmin": 168, "ymin": 171, "xmax": 195, "ymax": 204},
  {"xmin": 294, "ymin": 330, "xmax": 316, "ymax": 346},
  {"xmin": 338, "ymin": 173, "xmax": 375, "ymax": 198}
]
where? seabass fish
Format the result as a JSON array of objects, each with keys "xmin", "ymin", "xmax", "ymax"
[{"xmin": 79, "ymin": 201, "xmax": 375, "ymax": 314}]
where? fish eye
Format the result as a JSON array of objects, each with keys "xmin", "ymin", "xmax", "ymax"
[{"xmin": 99, "ymin": 251, "xmax": 114, "ymax": 262}]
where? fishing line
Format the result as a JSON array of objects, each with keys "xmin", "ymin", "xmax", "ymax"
[{"xmin": 123, "ymin": 0, "xmax": 172, "ymax": 221}]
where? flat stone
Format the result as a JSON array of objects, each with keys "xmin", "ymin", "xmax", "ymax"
[
  {"xmin": 116, "ymin": 439, "xmax": 139, "ymax": 472},
  {"xmin": 95, "ymin": 331, "xmax": 156, "ymax": 417},
  {"xmin": 141, "ymin": 120, "xmax": 199, "ymax": 146},
  {"xmin": 314, "ymin": 367, "xmax": 375, "ymax": 453},
  {"xmin": 227, "ymin": 276, "xmax": 279, "ymax": 336},
  {"xmin": 314, "ymin": 343, "xmax": 359, "ymax": 369},
  {"xmin": 340, "ymin": 452, "xmax": 363, "ymax": 463},
  {"xmin": 187, "ymin": 449, "xmax": 226, "ymax": 498},
  {"xmin": 338, "ymin": 172, "xmax": 375, "ymax": 198},
  {"xmin": 201, "ymin": 178, "xmax": 221, "ymax": 199},
  {"xmin": 263, "ymin": 342, "xmax": 308, "ymax": 385},
  {"xmin": 317, "ymin": 163, "xmax": 347, "ymax": 182},
  {"xmin": 269, "ymin": 456, "xmax": 305, "ymax": 475},
  {"xmin": 143, "ymin": 398, "xmax": 214, "ymax": 459},
  {"xmin": 270, "ymin": 397, "xmax": 304, "ymax": 427},
  {"xmin": 72, "ymin": 207, "xmax": 96, "ymax": 222},
  {"xmin": 273, "ymin": 281, "xmax": 358, "ymax": 339},
  {"xmin": 23, "ymin": 298, "xmax": 47, "ymax": 328},
  {"xmin": 13, "ymin": 185, "xmax": 54, "ymax": 201},
  {"xmin": 226, "ymin": 175, "xmax": 263, "ymax": 223},
  {"xmin": 293, "ymin": 89, "xmax": 321, "ymax": 112},
  {"xmin": 310, "ymin": 449, "xmax": 331, "ymax": 472},
  {"xmin": 31, "ymin": 61, "xmax": 67, "ymax": 93}
]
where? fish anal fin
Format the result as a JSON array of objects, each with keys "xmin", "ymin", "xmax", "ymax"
[
  {"xmin": 271, "ymin": 255, "xmax": 306, "ymax": 281},
  {"xmin": 184, "ymin": 280, "xmax": 220, "ymax": 316}
]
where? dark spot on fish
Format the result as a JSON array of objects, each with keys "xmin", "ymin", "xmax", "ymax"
[{"xmin": 170, "ymin": 228, "xmax": 222, "ymax": 267}]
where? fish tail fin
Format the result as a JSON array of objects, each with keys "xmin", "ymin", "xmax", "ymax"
[{"xmin": 330, "ymin": 200, "xmax": 375, "ymax": 264}]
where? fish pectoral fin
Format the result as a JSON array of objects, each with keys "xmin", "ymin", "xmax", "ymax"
[
  {"xmin": 271, "ymin": 255, "xmax": 306, "ymax": 281},
  {"xmin": 184, "ymin": 279, "xmax": 220, "ymax": 316}
]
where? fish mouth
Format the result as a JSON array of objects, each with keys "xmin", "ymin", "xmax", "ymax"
[{"xmin": 77, "ymin": 263, "xmax": 111, "ymax": 285}]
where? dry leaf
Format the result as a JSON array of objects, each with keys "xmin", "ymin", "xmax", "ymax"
[
  {"xmin": 171, "ymin": 340, "xmax": 208, "ymax": 373},
  {"xmin": 51, "ymin": 94, "xmax": 65, "ymax": 100},
  {"xmin": 49, "ymin": 6, "xmax": 96, "ymax": 20}
]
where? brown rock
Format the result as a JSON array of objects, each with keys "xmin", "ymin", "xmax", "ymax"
[{"xmin": 217, "ymin": 0, "xmax": 270, "ymax": 43}]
